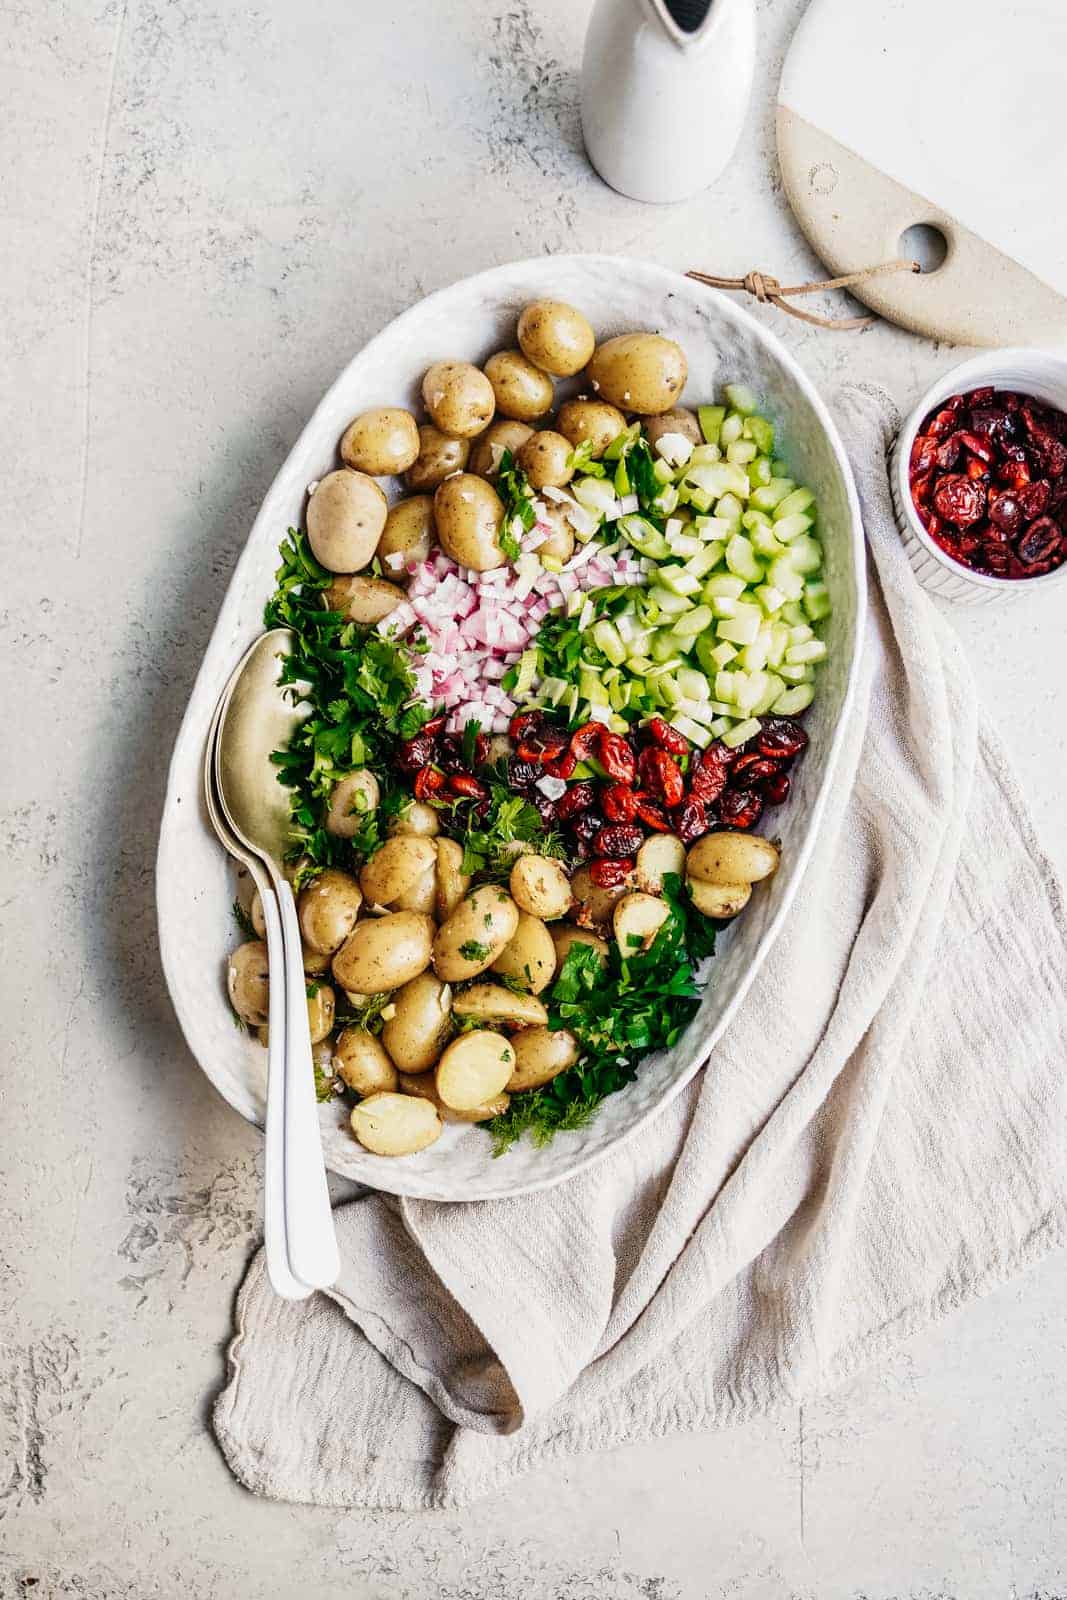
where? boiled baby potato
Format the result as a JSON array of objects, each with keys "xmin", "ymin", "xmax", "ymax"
[
  {"xmin": 302, "ymin": 942, "xmax": 331, "ymax": 977},
  {"xmin": 536, "ymin": 505, "xmax": 575, "ymax": 565},
  {"xmin": 396, "ymin": 1071, "xmax": 508, "ymax": 1124},
  {"xmin": 340, "ymin": 407, "xmax": 420, "ymax": 477},
  {"xmin": 687, "ymin": 878, "xmax": 751, "ymax": 919},
  {"xmin": 333, "ymin": 1027, "xmax": 399, "ymax": 1096},
  {"xmin": 586, "ymin": 333, "xmax": 688, "ymax": 415},
  {"xmin": 382, "ymin": 971, "xmax": 453, "ymax": 1073},
  {"xmin": 686, "ymin": 832, "xmax": 779, "ymax": 886},
  {"xmin": 550, "ymin": 923, "xmax": 609, "ymax": 976},
  {"xmin": 434, "ymin": 474, "xmax": 508, "ymax": 571},
  {"xmin": 433, "ymin": 885, "xmax": 519, "ymax": 982},
  {"xmin": 326, "ymin": 770, "xmax": 380, "ymax": 838},
  {"xmin": 421, "ymin": 360, "xmax": 495, "ymax": 439},
  {"xmin": 306, "ymin": 469, "xmax": 387, "ymax": 572},
  {"xmin": 392, "ymin": 861, "xmax": 436, "ymax": 915},
  {"xmin": 613, "ymin": 892, "xmax": 669, "ymax": 956},
  {"xmin": 323, "ymin": 573, "xmax": 405, "ymax": 625},
  {"xmin": 249, "ymin": 890, "xmax": 267, "ymax": 938},
  {"xmin": 570, "ymin": 863, "xmax": 632, "ymax": 932},
  {"xmin": 228, "ymin": 940, "xmax": 270, "ymax": 1026},
  {"xmin": 452, "ymin": 982, "xmax": 548, "ymax": 1028},
  {"xmin": 350, "ymin": 1092, "xmax": 442, "ymax": 1156},
  {"xmin": 517, "ymin": 300, "xmax": 596, "ymax": 377},
  {"xmin": 332, "ymin": 910, "xmax": 434, "ymax": 993},
  {"xmin": 298, "ymin": 868, "xmax": 363, "ymax": 955},
  {"xmin": 516, "ymin": 430, "xmax": 573, "ymax": 490},
  {"xmin": 483, "ymin": 350, "xmax": 554, "ymax": 422},
  {"xmin": 435, "ymin": 1029, "xmax": 515, "ymax": 1111},
  {"xmin": 377, "ymin": 494, "xmax": 435, "ymax": 573},
  {"xmin": 507, "ymin": 1026, "xmax": 579, "ymax": 1092},
  {"xmin": 491, "ymin": 912, "xmax": 556, "ymax": 993},
  {"xmin": 434, "ymin": 837, "xmax": 470, "ymax": 922},
  {"xmin": 641, "ymin": 407, "xmax": 702, "ymax": 449},
  {"xmin": 556, "ymin": 398, "xmax": 627, "ymax": 458},
  {"xmin": 405, "ymin": 425, "xmax": 470, "ymax": 491},
  {"xmin": 635, "ymin": 833, "xmax": 686, "ymax": 895},
  {"xmin": 510, "ymin": 855, "xmax": 572, "ymax": 920},
  {"xmin": 359, "ymin": 836, "xmax": 437, "ymax": 908},
  {"xmin": 388, "ymin": 800, "xmax": 440, "ymax": 839},
  {"xmin": 306, "ymin": 982, "xmax": 336, "ymax": 1044},
  {"xmin": 469, "ymin": 419, "xmax": 534, "ymax": 479}
]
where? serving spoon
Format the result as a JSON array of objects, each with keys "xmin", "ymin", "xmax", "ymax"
[{"xmin": 212, "ymin": 628, "xmax": 340, "ymax": 1294}]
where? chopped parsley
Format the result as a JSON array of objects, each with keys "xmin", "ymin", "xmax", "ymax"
[
  {"xmin": 231, "ymin": 899, "xmax": 257, "ymax": 940},
  {"xmin": 496, "ymin": 448, "xmax": 536, "ymax": 561},
  {"xmin": 454, "ymin": 776, "xmax": 565, "ymax": 878},
  {"xmin": 459, "ymin": 940, "xmax": 490, "ymax": 963}
]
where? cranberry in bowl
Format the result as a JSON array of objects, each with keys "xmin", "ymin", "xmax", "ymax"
[{"xmin": 891, "ymin": 351, "xmax": 1067, "ymax": 605}]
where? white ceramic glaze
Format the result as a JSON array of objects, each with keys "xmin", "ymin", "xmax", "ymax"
[
  {"xmin": 891, "ymin": 348, "xmax": 1067, "ymax": 607},
  {"xmin": 581, "ymin": 0, "xmax": 756, "ymax": 204},
  {"xmin": 156, "ymin": 255, "xmax": 865, "ymax": 1202}
]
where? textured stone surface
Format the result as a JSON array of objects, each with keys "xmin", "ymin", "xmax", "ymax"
[{"xmin": 1, "ymin": 0, "xmax": 1064, "ymax": 1593}]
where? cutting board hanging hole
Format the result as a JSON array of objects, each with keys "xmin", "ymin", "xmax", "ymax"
[{"xmin": 899, "ymin": 224, "xmax": 949, "ymax": 275}]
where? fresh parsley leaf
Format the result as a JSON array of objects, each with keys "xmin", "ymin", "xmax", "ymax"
[
  {"xmin": 496, "ymin": 448, "xmax": 536, "ymax": 562},
  {"xmin": 232, "ymin": 899, "xmax": 257, "ymax": 940},
  {"xmin": 459, "ymin": 939, "xmax": 490, "ymax": 962},
  {"xmin": 460, "ymin": 718, "xmax": 482, "ymax": 768},
  {"xmin": 566, "ymin": 440, "xmax": 607, "ymax": 479}
]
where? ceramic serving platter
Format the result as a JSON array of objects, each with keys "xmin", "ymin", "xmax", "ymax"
[{"xmin": 156, "ymin": 254, "xmax": 865, "ymax": 1201}]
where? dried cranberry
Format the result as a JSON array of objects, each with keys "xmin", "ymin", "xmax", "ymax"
[
  {"xmin": 413, "ymin": 767, "xmax": 445, "ymax": 802},
  {"xmin": 673, "ymin": 796, "xmax": 710, "ymax": 845},
  {"xmin": 544, "ymin": 748, "xmax": 578, "ymax": 781},
  {"xmin": 932, "ymin": 473, "xmax": 987, "ymax": 528},
  {"xmin": 447, "ymin": 772, "xmax": 487, "ymax": 801},
  {"xmin": 935, "ymin": 431, "xmax": 962, "ymax": 470},
  {"xmin": 589, "ymin": 857, "xmax": 634, "ymax": 889},
  {"xmin": 719, "ymin": 789, "xmax": 764, "ymax": 830},
  {"xmin": 509, "ymin": 710, "xmax": 545, "ymax": 741},
  {"xmin": 1017, "ymin": 517, "xmax": 1061, "ymax": 566},
  {"xmin": 396, "ymin": 732, "xmax": 436, "ymax": 772},
  {"xmin": 517, "ymin": 729, "xmax": 569, "ymax": 764},
  {"xmin": 645, "ymin": 716, "xmax": 689, "ymax": 756},
  {"xmin": 633, "ymin": 794, "xmax": 670, "ymax": 831},
  {"xmin": 438, "ymin": 738, "xmax": 469, "ymax": 774},
  {"xmin": 602, "ymin": 783, "xmax": 638, "ymax": 822},
  {"xmin": 761, "ymin": 772, "xmax": 791, "ymax": 806},
  {"xmin": 597, "ymin": 731, "xmax": 637, "ymax": 785},
  {"xmin": 958, "ymin": 430, "xmax": 994, "ymax": 464},
  {"xmin": 569, "ymin": 809, "xmax": 606, "ymax": 849},
  {"xmin": 568, "ymin": 723, "xmax": 602, "ymax": 763},
  {"xmin": 422, "ymin": 715, "xmax": 446, "ymax": 738},
  {"xmin": 1018, "ymin": 479, "xmax": 1051, "ymax": 520},
  {"xmin": 593, "ymin": 823, "xmax": 644, "ymax": 859},
  {"xmin": 928, "ymin": 404, "xmax": 961, "ymax": 441},
  {"xmin": 729, "ymin": 753, "xmax": 780, "ymax": 786},
  {"xmin": 557, "ymin": 781, "xmax": 597, "ymax": 821},
  {"xmin": 988, "ymin": 491, "xmax": 1023, "ymax": 536},
  {"xmin": 968, "ymin": 386, "xmax": 995, "ymax": 407},
  {"xmin": 757, "ymin": 717, "xmax": 808, "ymax": 760},
  {"xmin": 689, "ymin": 750, "xmax": 729, "ymax": 803},
  {"xmin": 532, "ymin": 792, "xmax": 559, "ymax": 826},
  {"xmin": 637, "ymin": 748, "xmax": 684, "ymax": 807},
  {"xmin": 910, "ymin": 435, "xmax": 939, "ymax": 475},
  {"xmin": 507, "ymin": 757, "xmax": 540, "ymax": 792}
]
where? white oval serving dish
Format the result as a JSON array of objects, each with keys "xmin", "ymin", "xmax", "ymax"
[{"xmin": 156, "ymin": 254, "xmax": 865, "ymax": 1201}]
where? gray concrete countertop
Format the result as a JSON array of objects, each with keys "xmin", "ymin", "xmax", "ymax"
[{"xmin": 2, "ymin": 1, "xmax": 1064, "ymax": 1594}]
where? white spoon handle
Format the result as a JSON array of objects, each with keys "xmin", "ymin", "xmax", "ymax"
[{"xmin": 275, "ymin": 875, "xmax": 341, "ymax": 1289}]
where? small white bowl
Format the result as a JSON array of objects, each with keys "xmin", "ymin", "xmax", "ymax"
[{"xmin": 891, "ymin": 348, "xmax": 1067, "ymax": 605}]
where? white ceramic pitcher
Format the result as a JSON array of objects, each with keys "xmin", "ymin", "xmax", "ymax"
[{"xmin": 580, "ymin": 0, "xmax": 756, "ymax": 204}]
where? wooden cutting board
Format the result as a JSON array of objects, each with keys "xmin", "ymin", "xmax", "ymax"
[{"xmin": 776, "ymin": 0, "xmax": 1067, "ymax": 346}]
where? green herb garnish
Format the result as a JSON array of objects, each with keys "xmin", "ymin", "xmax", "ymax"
[
  {"xmin": 458, "ymin": 940, "xmax": 490, "ymax": 962},
  {"xmin": 496, "ymin": 449, "xmax": 536, "ymax": 561},
  {"xmin": 231, "ymin": 899, "xmax": 257, "ymax": 940}
]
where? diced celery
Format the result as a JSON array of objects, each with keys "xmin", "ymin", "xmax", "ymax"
[
  {"xmin": 803, "ymin": 581, "xmax": 833, "ymax": 622},
  {"xmin": 592, "ymin": 619, "xmax": 627, "ymax": 666},
  {"xmin": 725, "ymin": 534, "xmax": 764, "ymax": 585},
  {"xmin": 685, "ymin": 487, "xmax": 713, "ymax": 514},
  {"xmin": 514, "ymin": 649, "xmax": 538, "ymax": 696},
  {"xmin": 655, "ymin": 485, "xmax": 680, "ymax": 516},
  {"xmin": 652, "ymin": 457, "xmax": 674, "ymax": 486},
  {"xmin": 715, "ymin": 669, "xmax": 740, "ymax": 704},
  {"xmin": 572, "ymin": 476, "xmax": 618, "ymax": 515},
  {"xmin": 778, "ymin": 662, "xmax": 813, "ymax": 684},
  {"xmin": 619, "ymin": 515, "xmax": 670, "ymax": 559},
  {"xmin": 647, "ymin": 656, "xmax": 683, "ymax": 676},
  {"xmin": 651, "ymin": 630, "xmax": 683, "ymax": 663},
  {"xmin": 726, "ymin": 439, "xmax": 757, "ymax": 465},
  {"xmin": 785, "ymin": 639, "xmax": 827, "ymax": 665},
  {"xmin": 672, "ymin": 714, "xmax": 713, "ymax": 748},
  {"xmin": 735, "ymin": 671, "xmax": 768, "ymax": 713},
  {"xmin": 771, "ymin": 458, "xmax": 791, "ymax": 478},
  {"xmin": 788, "ymin": 623, "xmax": 814, "ymax": 645},
  {"xmin": 656, "ymin": 673, "xmax": 681, "ymax": 707},
  {"xmin": 780, "ymin": 599, "xmax": 806, "ymax": 626},
  {"xmin": 613, "ymin": 456, "xmax": 630, "ymax": 496},
  {"xmin": 684, "ymin": 543, "xmax": 724, "ymax": 579},
  {"xmin": 747, "ymin": 455, "xmax": 772, "ymax": 489},
  {"xmin": 772, "ymin": 513, "xmax": 814, "ymax": 543},
  {"xmin": 671, "ymin": 603, "xmax": 713, "ymax": 639},
  {"xmin": 580, "ymin": 667, "xmax": 608, "ymax": 705},
  {"xmin": 541, "ymin": 676, "xmax": 568, "ymax": 705},
  {"xmin": 742, "ymin": 414, "xmax": 775, "ymax": 454},
  {"xmin": 785, "ymin": 534, "xmax": 823, "ymax": 576},
  {"xmin": 717, "ymin": 606, "xmax": 762, "ymax": 647},
  {"xmin": 677, "ymin": 666, "xmax": 709, "ymax": 701},
  {"xmin": 765, "ymin": 622, "xmax": 789, "ymax": 666},
  {"xmin": 709, "ymin": 594, "xmax": 739, "ymax": 619},
  {"xmin": 754, "ymin": 583, "xmax": 786, "ymax": 615},
  {"xmin": 749, "ymin": 523, "xmax": 787, "ymax": 561},
  {"xmin": 740, "ymin": 637, "xmax": 768, "ymax": 672},
  {"xmin": 540, "ymin": 554, "xmax": 564, "ymax": 574},
  {"xmin": 772, "ymin": 683, "xmax": 815, "ymax": 714},
  {"xmin": 657, "ymin": 565, "xmax": 702, "ymax": 598},
  {"xmin": 685, "ymin": 461, "xmax": 749, "ymax": 501},
  {"xmin": 724, "ymin": 383, "xmax": 758, "ymax": 416},
  {"xmin": 709, "ymin": 639, "xmax": 738, "ymax": 669},
  {"xmin": 753, "ymin": 672, "xmax": 786, "ymax": 715},
  {"xmin": 675, "ymin": 697, "xmax": 715, "ymax": 726},
  {"xmin": 750, "ymin": 477, "xmax": 795, "ymax": 513},
  {"xmin": 564, "ymin": 686, "xmax": 580, "ymax": 719},
  {"xmin": 603, "ymin": 422, "xmax": 640, "ymax": 460},
  {"xmin": 697, "ymin": 405, "xmax": 726, "ymax": 445},
  {"xmin": 720, "ymin": 412, "xmax": 744, "ymax": 447},
  {"xmin": 694, "ymin": 515, "xmax": 734, "ymax": 542},
  {"xmin": 775, "ymin": 486, "xmax": 816, "ymax": 519},
  {"xmin": 688, "ymin": 442, "xmax": 722, "ymax": 468},
  {"xmin": 716, "ymin": 492, "xmax": 745, "ymax": 524},
  {"xmin": 669, "ymin": 532, "xmax": 704, "ymax": 560},
  {"xmin": 709, "ymin": 717, "xmax": 732, "ymax": 739},
  {"xmin": 608, "ymin": 680, "xmax": 630, "ymax": 712},
  {"xmin": 703, "ymin": 573, "xmax": 746, "ymax": 600},
  {"xmin": 722, "ymin": 716, "xmax": 761, "ymax": 749},
  {"xmin": 767, "ymin": 558, "xmax": 805, "ymax": 601},
  {"xmin": 626, "ymin": 654, "xmax": 654, "ymax": 675}
]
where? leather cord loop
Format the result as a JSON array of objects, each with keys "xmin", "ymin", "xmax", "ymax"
[{"xmin": 686, "ymin": 258, "xmax": 921, "ymax": 331}]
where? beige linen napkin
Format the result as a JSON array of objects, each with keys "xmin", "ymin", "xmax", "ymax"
[{"xmin": 213, "ymin": 387, "xmax": 1067, "ymax": 1509}]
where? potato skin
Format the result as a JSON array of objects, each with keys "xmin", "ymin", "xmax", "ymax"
[
  {"xmin": 340, "ymin": 407, "xmax": 420, "ymax": 476},
  {"xmin": 469, "ymin": 419, "xmax": 534, "ymax": 479},
  {"xmin": 323, "ymin": 574, "xmax": 405, "ymax": 625},
  {"xmin": 570, "ymin": 863, "xmax": 632, "ymax": 931},
  {"xmin": 405, "ymin": 425, "xmax": 470, "ymax": 491},
  {"xmin": 381, "ymin": 971, "xmax": 453, "ymax": 1073},
  {"xmin": 507, "ymin": 1027, "xmax": 579, "ymax": 1092},
  {"xmin": 492, "ymin": 912, "xmax": 556, "ymax": 993},
  {"xmin": 421, "ymin": 361, "xmax": 495, "ymax": 439},
  {"xmin": 433, "ymin": 885, "xmax": 520, "ymax": 981},
  {"xmin": 391, "ymin": 862, "xmax": 437, "ymax": 915},
  {"xmin": 306, "ymin": 983, "xmax": 336, "ymax": 1044},
  {"xmin": 298, "ymin": 868, "xmax": 364, "ymax": 955},
  {"xmin": 483, "ymin": 350, "xmax": 555, "ymax": 422},
  {"xmin": 332, "ymin": 911, "xmax": 434, "ymax": 993},
  {"xmin": 306, "ymin": 469, "xmax": 388, "ymax": 572},
  {"xmin": 517, "ymin": 300, "xmax": 596, "ymax": 377},
  {"xmin": 550, "ymin": 924, "xmax": 609, "ymax": 976},
  {"xmin": 434, "ymin": 837, "xmax": 470, "ymax": 922},
  {"xmin": 350, "ymin": 1092, "xmax": 442, "ymax": 1156},
  {"xmin": 452, "ymin": 982, "xmax": 548, "ymax": 1027},
  {"xmin": 516, "ymin": 430, "xmax": 573, "ymax": 491},
  {"xmin": 435, "ymin": 1030, "xmax": 515, "ymax": 1110},
  {"xmin": 334, "ymin": 1027, "xmax": 399, "ymax": 1096},
  {"xmin": 641, "ymin": 407, "xmax": 702, "ymax": 449},
  {"xmin": 556, "ymin": 398, "xmax": 628, "ymax": 458},
  {"xmin": 228, "ymin": 940, "xmax": 270, "ymax": 1026},
  {"xmin": 377, "ymin": 495, "xmax": 435, "ymax": 573},
  {"xmin": 612, "ymin": 891, "xmax": 669, "ymax": 956},
  {"xmin": 396, "ymin": 1071, "xmax": 508, "ymax": 1124},
  {"xmin": 326, "ymin": 770, "xmax": 380, "ymax": 838},
  {"xmin": 387, "ymin": 801, "xmax": 440, "ymax": 839},
  {"xmin": 359, "ymin": 837, "xmax": 438, "ymax": 908},
  {"xmin": 686, "ymin": 832, "xmax": 779, "ymax": 886},
  {"xmin": 687, "ymin": 878, "xmax": 752, "ymax": 919},
  {"xmin": 536, "ymin": 505, "xmax": 575, "ymax": 565},
  {"xmin": 509, "ymin": 855, "xmax": 572, "ymax": 920},
  {"xmin": 635, "ymin": 833, "xmax": 686, "ymax": 895},
  {"xmin": 586, "ymin": 333, "xmax": 688, "ymax": 415},
  {"xmin": 434, "ymin": 473, "xmax": 508, "ymax": 571}
]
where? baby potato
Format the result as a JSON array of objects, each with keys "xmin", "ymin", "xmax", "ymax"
[
  {"xmin": 303, "ymin": 942, "xmax": 331, "ymax": 977},
  {"xmin": 612, "ymin": 892, "xmax": 669, "ymax": 957},
  {"xmin": 516, "ymin": 430, "xmax": 573, "ymax": 490},
  {"xmin": 392, "ymin": 861, "xmax": 436, "ymax": 915},
  {"xmin": 536, "ymin": 504, "xmax": 575, "ymax": 565},
  {"xmin": 421, "ymin": 360, "xmax": 495, "ymax": 439},
  {"xmin": 332, "ymin": 910, "xmax": 434, "ymax": 993},
  {"xmin": 509, "ymin": 855, "xmax": 572, "ymax": 920},
  {"xmin": 359, "ymin": 836, "xmax": 438, "ymax": 908},
  {"xmin": 323, "ymin": 573, "xmax": 405, "ymax": 625},
  {"xmin": 687, "ymin": 878, "xmax": 752, "ymax": 919},
  {"xmin": 333, "ymin": 1027, "xmax": 398, "ymax": 1096},
  {"xmin": 433, "ymin": 885, "xmax": 519, "ymax": 982},
  {"xmin": 249, "ymin": 890, "xmax": 267, "ymax": 938},
  {"xmin": 686, "ymin": 832, "xmax": 780, "ymax": 886},
  {"xmin": 306, "ymin": 469, "xmax": 388, "ymax": 573},
  {"xmin": 452, "ymin": 982, "xmax": 548, "ymax": 1028},
  {"xmin": 228, "ymin": 940, "xmax": 270, "ymax": 1026},
  {"xmin": 298, "ymin": 868, "xmax": 364, "ymax": 955},
  {"xmin": 555, "ymin": 397, "xmax": 628, "ymax": 458},
  {"xmin": 397, "ymin": 1071, "xmax": 508, "ymax": 1124},
  {"xmin": 306, "ymin": 982, "xmax": 336, "ymax": 1044},
  {"xmin": 507, "ymin": 1026, "xmax": 579, "ymax": 1092},
  {"xmin": 388, "ymin": 801, "xmax": 440, "ymax": 839},
  {"xmin": 469, "ymin": 419, "xmax": 534, "ymax": 479},
  {"xmin": 382, "ymin": 971, "xmax": 453, "ymax": 1073},
  {"xmin": 517, "ymin": 299, "xmax": 596, "ymax": 377},
  {"xmin": 340, "ymin": 407, "xmax": 420, "ymax": 477},
  {"xmin": 434, "ymin": 837, "xmax": 471, "ymax": 922},
  {"xmin": 405, "ymin": 425, "xmax": 470, "ymax": 491},
  {"xmin": 435, "ymin": 1030, "xmax": 515, "ymax": 1110},
  {"xmin": 570, "ymin": 863, "xmax": 632, "ymax": 932},
  {"xmin": 350, "ymin": 1092, "xmax": 442, "ymax": 1156},
  {"xmin": 326, "ymin": 770, "xmax": 380, "ymax": 838},
  {"xmin": 483, "ymin": 350, "xmax": 555, "ymax": 422},
  {"xmin": 550, "ymin": 923, "xmax": 609, "ymax": 976},
  {"xmin": 434, "ymin": 473, "xmax": 508, "ymax": 571},
  {"xmin": 586, "ymin": 333, "xmax": 688, "ymax": 415},
  {"xmin": 377, "ymin": 494, "xmax": 435, "ymax": 573},
  {"xmin": 491, "ymin": 912, "xmax": 556, "ymax": 993},
  {"xmin": 641, "ymin": 407, "xmax": 702, "ymax": 450},
  {"xmin": 635, "ymin": 833, "xmax": 686, "ymax": 895}
]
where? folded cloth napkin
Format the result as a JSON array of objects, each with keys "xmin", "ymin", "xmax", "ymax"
[{"xmin": 214, "ymin": 386, "xmax": 1067, "ymax": 1510}]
